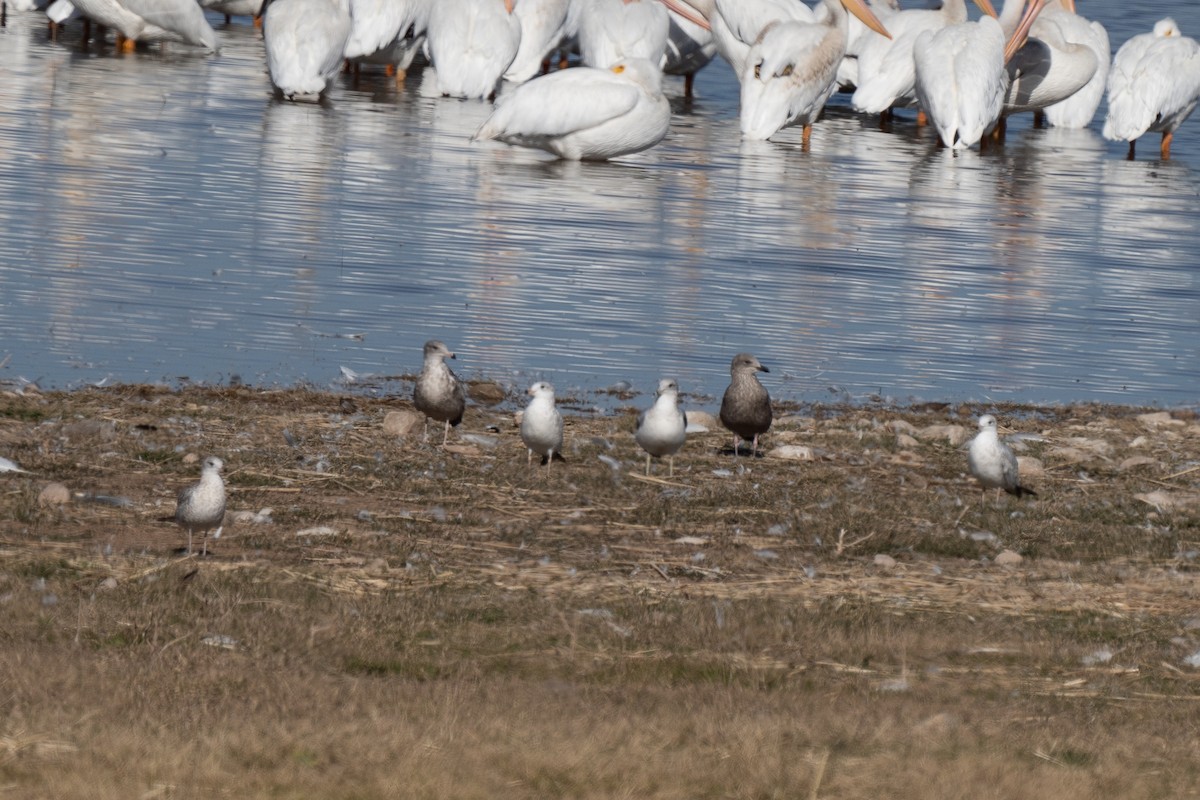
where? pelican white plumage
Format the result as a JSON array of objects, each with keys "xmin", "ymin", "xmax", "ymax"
[
  {"xmin": 473, "ymin": 58, "xmax": 670, "ymax": 160},
  {"xmin": 738, "ymin": 0, "xmax": 892, "ymax": 143},
  {"xmin": 425, "ymin": 0, "xmax": 521, "ymax": 99},
  {"xmin": 711, "ymin": 0, "xmax": 816, "ymax": 78},
  {"xmin": 198, "ymin": 0, "xmax": 264, "ymax": 22},
  {"xmin": 913, "ymin": 6, "xmax": 1025, "ymax": 149},
  {"xmin": 263, "ymin": 0, "xmax": 352, "ymax": 101},
  {"xmin": 1103, "ymin": 18, "xmax": 1200, "ymax": 160},
  {"xmin": 1032, "ymin": 0, "xmax": 1109, "ymax": 128},
  {"xmin": 344, "ymin": 0, "xmax": 430, "ymax": 77},
  {"xmin": 69, "ymin": 0, "xmax": 218, "ymax": 50},
  {"xmin": 913, "ymin": 0, "xmax": 1051, "ymax": 149},
  {"xmin": 662, "ymin": 0, "xmax": 717, "ymax": 97},
  {"xmin": 1003, "ymin": 0, "xmax": 1102, "ymax": 124},
  {"xmin": 504, "ymin": 0, "xmax": 570, "ymax": 84},
  {"xmin": 576, "ymin": 0, "xmax": 670, "ymax": 69},
  {"xmin": 851, "ymin": 0, "xmax": 997, "ymax": 117}
]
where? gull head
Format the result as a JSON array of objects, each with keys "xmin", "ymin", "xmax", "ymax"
[
  {"xmin": 730, "ymin": 353, "xmax": 769, "ymax": 375},
  {"xmin": 423, "ymin": 340, "xmax": 456, "ymax": 361}
]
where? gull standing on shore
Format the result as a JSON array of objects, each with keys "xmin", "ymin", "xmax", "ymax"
[
  {"xmin": 413, "ymin": 340, "xmax": 466, "ymax": 446},
  {"xmin": 521, "ymin": 381, "xmax": 564, "ymax": 468},
  {"xmin": 967, "ymin": 415, "xmax": 1037, "ymax": 506},
  {"xmin": 719, "ymin": 353, "xmax": 772, "ymax": 457},
  {"xmin": 635, "ymin": 378, "xmax": 687, "ymax": 476},
  {"xmin": 175, "ymin": 456, "xmax": 226, "ymax": 556}
]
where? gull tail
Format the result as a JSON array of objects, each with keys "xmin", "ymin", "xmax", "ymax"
[{"xmin": 1007, "ymin": 485, "xmax": 1037, "ymax": 498}]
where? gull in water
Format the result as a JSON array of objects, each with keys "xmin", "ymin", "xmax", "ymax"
[
  {"xmin": 967, "ymin": 415, "xmax": 1037, "ymax": 506},
  {"xmin": 635, "ymin": 378, "xmax": 687, "ymax": 476},
  {"xmin": 413, "ymin": 339, "xmax": 466, "ymax": 446},
  {"xmin": 521, "ymin": 381, "xmax": 564, "ymax": 469},
  {"xmin": 175, "ymin": 456, "xmax": 226, "ymax": 556},
  {"xmin": 719, "ymin": 352, "xmax": 772, "ymax": 457}
]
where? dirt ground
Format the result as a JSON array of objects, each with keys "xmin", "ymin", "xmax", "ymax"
[{"xmin": 1, "ymin": 384, "xmax": 1199, "ymax": 799}]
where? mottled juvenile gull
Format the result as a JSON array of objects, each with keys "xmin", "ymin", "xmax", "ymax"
[
  {"xmin": 967, "ymin": 415, "xmax": 1037, "ymax": 506},
  {"xmin": 413, "ymin": 340, "xmax": 466, "ymax": 446},
  {"xmin": 635, "ymin": 378, "xmax": 687, "ymax": 476},
  {"xmin": 175, "ymin": 456, "xmax": 227, "ymax": 556},
  {"xmin": 719, "ymin": 352, "xmax": 772, "ymax": 457},
  {"xmin": 521, "ymin": 381, "xmax": 564, "ymax": 469}
]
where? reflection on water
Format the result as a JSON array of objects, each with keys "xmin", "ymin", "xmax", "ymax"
[{"xmin": 1, "ymin": 3, "xmax": 1199, "ymax": 407}]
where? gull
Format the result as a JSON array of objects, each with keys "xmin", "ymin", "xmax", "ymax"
[
  {"xmin": 175, "ymin": 456, "xmax": 227, "ymax": 556},
  {"xmin": 967, "ymin": 415, "xmax": 1037, "ymax": 506},
  {"xmin": 413, "ymin": 339, "xmax": 466, "ymax": 446},
  {"xmin": 719, "ymin": 352, "xmax": 772, "ymax": 457},
  {"xmin": 521, "ymin": 381, "xmax": 564, "ymax": 469},
  {"xmin": 635, "ymin": 378, "xmax": 687, "ymax": 476}
]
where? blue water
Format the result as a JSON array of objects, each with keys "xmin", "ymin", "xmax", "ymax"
[{"xmin": 0, "ymin": 1, "xmax": 1198, "ymax": 408}]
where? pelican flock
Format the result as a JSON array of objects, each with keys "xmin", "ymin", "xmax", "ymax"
[{"xmin": 7, "ymin": 0, "xmax": 1200, "ymax": 160}]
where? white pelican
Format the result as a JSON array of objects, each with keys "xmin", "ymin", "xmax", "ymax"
[
  {"xmin": 263, "ymin": 0, "xmax": 352, "ymax": 101},
  {"xmin": 198, "ymin": 0, "xmax": 264, "ymax": 24},
  {"xmin": 344, "ymin": 0, "xmax": 430, "ymax": 79},
  {"xmin": 912, "ymin": 0, "xmax": 1037, "ymax": 150},
  {"xmin": 1032, "ymin": 0, "xmax": 1109, "ymax": 128},
  {"xmin": 1103, "ymin": 18, "xmax": 1200, "ymax": 160},
  {"xmin": 738, "ymin": 0, "xmax": 892, "ymax": 143},
  {"xmin": 662, "ymin": 0, "xmax": 717, "ymax": 97},
  {"xmin": 576, "ymin": 0, "xmax": 670, "ymax": 69},
  {"xmin": 426, "ymin": 0, "xmax": 521, "ymax": 100},
  {"xmin": 711, "ymin": 0, "xmax": 817, "ymax": 78},
  {"xmin": 851, "ymin": 0, "xmax": 997, "ymax": 119},
  {"xmin": 504, "ymin": 0, "xmax": 570, "ymax": 84},
  {"xmin": 68, "ymin": 0, "xmax": 218, "ymax": 50},
  {"xmin": 1002, "ymin": 0, "xmax": 1102, "ymax": 125},
  {"xmin": 472, "ymin": 58, "xmax": 670, "ymax": 160}
]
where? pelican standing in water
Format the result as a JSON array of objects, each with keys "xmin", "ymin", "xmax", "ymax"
[
  {"xmin": 343, "ymin": 0, "xmax": 431, "ymax": 80},
  {"xmin": 425, "ymin": 0, "xmax": 521, "ymax": 99},
  {"xmin": 912, "ymin": 0, "xmax": 1041, "ymax": 150},
  {"xmin": 69, "ymin": 0, "xmax": 218, "ymax": 51},
  {"xmin": 709, "ymin": 0, "xmax": 817, "ymax": 78},
  {"xmin": 263, "ymin": 0, "xmax": 352, "ymax": 101},
  {"xmin": 1103, "ymin": 18, "xmax": 1200, "ymax": 160},
  {"xmin": 851, "ymin": 0, "xmax": 997, "ymax": 121},
  {"xmin": 503, "ymin": 0, "xmax": 570, "ymax": 84},
  {"xmin": 1030, "ymin": 0, "xmax": 1109, "ymax": 128},
  {"xmin": 576, "ymin": 0, "xmax": 670, "ymax": 69},
  {"xmin": 473, "ymin": 58, "xmax": 670, "ymax": 160},
  {"xmin": 738, "ymin": 0, "xmax": 892, "ymax": 143},
  {"xmin": 1002, "ymin": 0, "xmax": 1102, "ymax": 126}
]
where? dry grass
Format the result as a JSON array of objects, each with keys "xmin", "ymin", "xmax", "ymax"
[{"xmin": 2, "ymin": 385, "xmax": 1200, "ymax": 798}]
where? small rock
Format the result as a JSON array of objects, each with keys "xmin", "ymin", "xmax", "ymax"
[
  {"xmin": 1081, "ymin": 648, "xmax": 1113, "ymax": 666},
  {"xmin": 98, "ymin": 577, "xmax": 118, "ymax": 591},
  {"xmin": 1135, "ymin": 490, "xmax": 1200, "ymax": 512},
  {"xmin": 915, "ymin": 424, "xmax": 967, "ymax": 446},
  {"xmin": 768, "ymin": 445, "xmax": 815, "ymax": 461},
  {"xmin": 994, "ymin": 550, "xmax": 1023, "ymax": 566},
  {"xmin": 365, "ymin": 558, "xmax": 389, "ymax": 576},
  {"xmin": 467, "ymin": 380, "xmax": 507, "ymax": 406},
  {"xmin": 873, "ymin": 554, "xmax": 897, "ymax": 569},
  {"xmin": 1118, "ymin": 456, "xmax": 1160, "ymax": 472},
  {"xmin": 685, "ymin": 410, "xmax": 720, "ymax": 431},
  {"xmin": 889, "ymin": 419, "xmax": 918, "ymax": 436},
  {"xmin": 1017, "ymin": 456, "xmax": 1044, "ymax": 479},
  {"xmin": 181, "ymin": 452, "xmax": 200, "ymax": 465},
  {"xmin": 296, "ymin": 526, "xmax": 339, "ymax": 538},
  {"xmin": 382, "ymin": 410, "xmax": 422, "ymax": 438},
  {"xmin": 201, "ymin": 635, "xmax": 239, "ymax": 650},
  {"xmin": 1138, "ymin": 411, "xmax": 1183, "ymax": 429},
  {"xmin": 38, "ymin": 483, "xmax": 71, "ymax": 507},
  {"xmin": 896, "ymin": 433, "xmax": 920, "ymax": 448}
]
